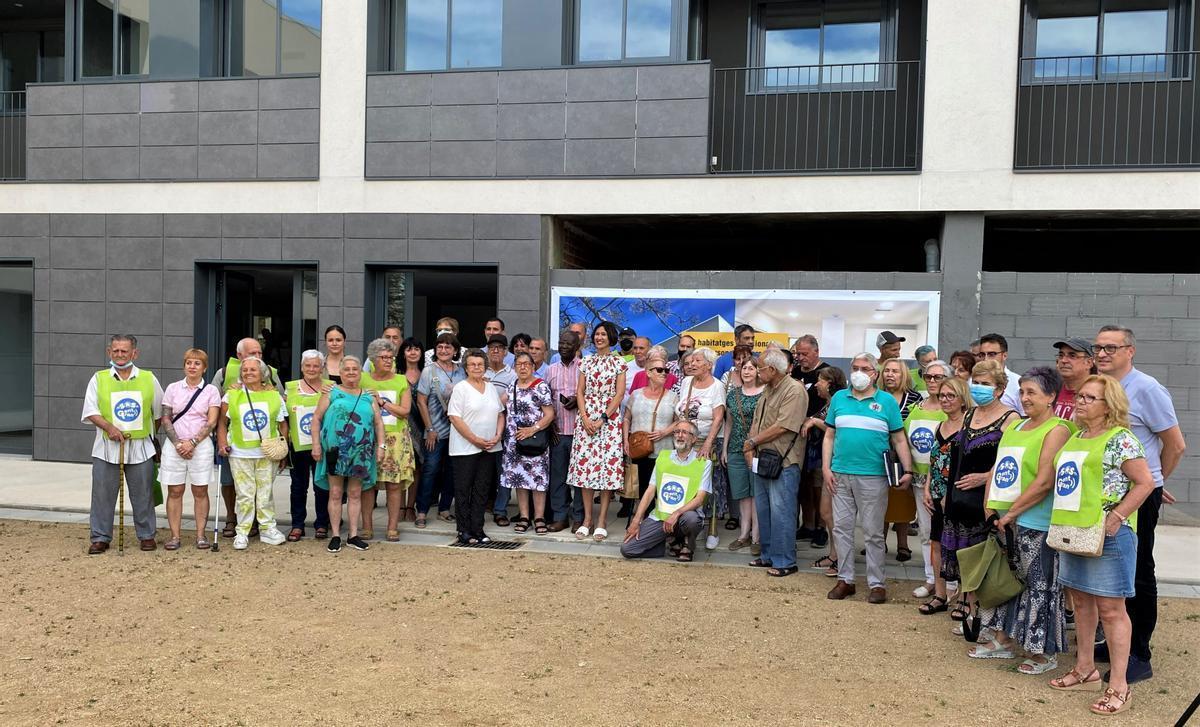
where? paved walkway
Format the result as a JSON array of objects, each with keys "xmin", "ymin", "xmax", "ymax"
[{"xmin": 3, "ymin": 456, "xmax": 1197, "ymax": 598}]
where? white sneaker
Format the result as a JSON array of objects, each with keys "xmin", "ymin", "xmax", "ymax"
[
  {"xmin": 913, "ymin": 583, "xmax": 933, "ymax": 598},
  {"xmin": 260, "ymin": 528, "xmax": 286, "ymax": 546},
  {"xmin": 233, "ymin": 534, "xmax": 249, "ymax": 550},
  {"xmin": 705, "ymin": 535, "xmax": 720, "ymax": 551}
]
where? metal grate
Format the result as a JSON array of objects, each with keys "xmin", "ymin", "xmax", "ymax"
[{"xmin": 448, "ymin": 539, "xmax": 524, "ymax": 550}]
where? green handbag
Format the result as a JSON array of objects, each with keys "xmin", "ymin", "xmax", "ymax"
[{"xmin": 957, "ymin": 530, "xmax": 1024, "ymax": 609}]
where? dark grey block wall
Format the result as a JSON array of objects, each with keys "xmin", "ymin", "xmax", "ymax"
[
  {"xmin": 980, "ymin": 272, "xmax": 1199, "ymax": 518},
  {"xmin": 365, "ymin": 63, "xmax": 711, "ymax": 177},
  {"xmin": 25, "ymin": 77, "xmax": 320, "ymax": 181},
  {"xmin": 0, "ymin": 212, "xmax": 542, "ymax": 463}
]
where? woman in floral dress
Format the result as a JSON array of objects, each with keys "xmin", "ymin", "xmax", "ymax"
[
  {"xmin": 566, "ymin": 321, "xmax": 626, "ymax": 541},
  {"xmin": 503, "ymin": 352, "xmax": 555, "ymax": 534}
]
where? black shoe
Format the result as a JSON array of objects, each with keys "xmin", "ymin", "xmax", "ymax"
[
  {"xmin": 796, "ymin": 526, "xmax": 814, "ymax": 540},
  {"xmin": 907, "ymin": 521, "xmax": 919, "ymax": 536},
  {"xmin": 616, "ymin": 502, "xmax": 633, "ymax": 518},
  {"xmin": 327, "ymin": 536, "xmax": 342, "ymax": 553},
  {"xmin": 1093, "ymin": 639, "xmax": 1110, "ymax": 663},
  {"xmin": 346, "ymin": 535, "xmax": 370, "ymax": 551},
  {"xmin": 812, "ymin": 528, "xmax": 829, "ymax": 548},
  {"xmin": 1103, "ymin": 655, "xmax": 1152, "ymax": 684}
]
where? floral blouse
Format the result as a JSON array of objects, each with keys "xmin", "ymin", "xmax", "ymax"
[{"xmin": 1100, "ymin": 429, "xmax": 1145, "ymax": 506}]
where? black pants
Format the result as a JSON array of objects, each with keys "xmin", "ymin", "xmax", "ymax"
[
  {"xmin": 289, "ymin": 448, "xmax": 330, "ymax": 532},
  {"xmin": 1127, "ymin": 487, "xmax": 1163, "ymax": 662},
  {"xmin": 453, "ymin": 452, "xmax": 495, "ymax": 539}
]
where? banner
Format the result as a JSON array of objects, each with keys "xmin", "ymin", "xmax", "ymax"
[{"xmin": 552, "ymin": 287, "xmax": 940, "ymax": 359}]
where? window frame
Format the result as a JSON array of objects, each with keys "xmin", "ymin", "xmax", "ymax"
[
  {"xmin": 572, "ymin": 0, "xmax": 686, "ymax": 65},
  {"xmin": 748, "ymin": 0, "xmax": 898, "ymax": 94},
  {"xmin": 390, "ymin": 0, "xmax": 508, "ymax": 72},
  {"xmin": 1019, "ymin": 0, "xmax": 1193, "ymax": 84}
]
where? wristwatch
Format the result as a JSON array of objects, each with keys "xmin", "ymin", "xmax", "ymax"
[{"xmin": 600, "ymin": 413, "xmax": 610, "ymax": 422}]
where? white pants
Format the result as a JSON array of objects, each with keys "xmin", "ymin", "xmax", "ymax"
[
  {"xmin": 160, "ymin": 438, "xmax": 215, "ymax": 486},
  {"xmin": 914, "ymin": 480, "xmax": 934, "ymax": 584}
]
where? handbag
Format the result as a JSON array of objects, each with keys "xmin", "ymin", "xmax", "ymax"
[
  {"xmin": 1047, "ymin": 516, "xmax": 1105, "ymax": 557},
  {"xmin": 622, "ymin": 457, "xmax": 641, "ymax": 499},
  {"xmin": 246, "ymin": 388, "xmax": 288, "ymax": 462},
  {"xmin": 751, "ymin": 392, "xmax": 798, "ymax": 480},
  {"xmin": 514, "ymin": 380, "xmax": 550, "ymax": 457},
  {"xmin": 957, "ymin": 527, "xmax": 1025, "ymax": 609},
  {"xmin": 627, "ymin": 390, "xmax": 664, "ymax": 460}
]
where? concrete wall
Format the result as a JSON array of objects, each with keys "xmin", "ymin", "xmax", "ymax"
[
  {"xmin": 0, "ymin": 212, "xmax": 542, "ymax": 463},
  {"xmin": 364, "ymin": 63, "xmax": 711, "ymax": 178},
  {"xmin": 25, "ymin": 77, "xmax": 320, "ymax": 181},
  {"xmin": 980, "ymin": 272, "xmax": 1200, "ymax": 517}
]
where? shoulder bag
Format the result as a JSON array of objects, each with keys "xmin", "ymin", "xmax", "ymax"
[
  {"xmin": 515, "ymin": 379, "xmax": 551, "ymax": 457},
  {"xmin": 751, "ymin": 389, "xmax": 799, "ymax": 480},
  {"xmin": 627, "ymin": 390, "xmax": 663, "ymax": 460},
  {"xmin": 246, "ymin": 388, "xmax": 289, "ymax": 462}
]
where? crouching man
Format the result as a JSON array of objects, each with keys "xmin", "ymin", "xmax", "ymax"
[{"xmin": 621, "ymin": 420, "xmax": 710, "ymax": 562}]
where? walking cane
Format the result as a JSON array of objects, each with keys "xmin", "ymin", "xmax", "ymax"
[
  {"xmin": 211, "ymin": 456, "xmax": 221, "ymax": 553},
  {"xmin": 705, "ymin": 492, "xmax": 720, "ymax": 551},
  {"xmin": 117, "ymin": 436, "xmax": 126, "ymax": 556}
]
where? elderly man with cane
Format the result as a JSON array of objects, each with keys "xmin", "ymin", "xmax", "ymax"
[{"xmin": 83, "ymin": 335, "xmax": 164, "ymax": 554}]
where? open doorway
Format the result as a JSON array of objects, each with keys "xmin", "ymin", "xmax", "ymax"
[
  {"xmin": 198, "ymin": 265, "xmax": 317, "ymax": 382},
  {"xmin": 0, "ymin": 262, "xmax": 33, "ymax": 455},
  {"xmin": 367, "ymin": 266, "xmax": 499, "ymax": 349}
]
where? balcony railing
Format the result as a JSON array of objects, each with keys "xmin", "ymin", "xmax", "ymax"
[
  {"xmin": 709, "ymin": 60, "xmax": 923, "ymax": 174},
  {"xmin": 1015, "ymin": 52, "xmax": 1199, "ymax": 170},
  {"xmin": 1, "ymin": 91, "xmax": 26, "ymax": 181}
]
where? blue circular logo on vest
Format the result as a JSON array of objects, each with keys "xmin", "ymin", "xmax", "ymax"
[
  {"xmin": 1055, "ymin": 462, "xmax": 1080, "ymax": 496},
  {"xmin": 660, "ymin": 481, "xmax": 685, "ymax": 507},
  {"xmin": 994, "ymin": 456, "xmax": 1019, "ymax": 489},
  {"xmin": 299, "ymin": 413, "xmax": 313, "ymax": 436},
  {"xmin": 911, "ymin": 427, "xmax": 935, "ymax": 454},
  {"xmin": 113, "ymin": 397, "xmax": 141, "ymax": 423},
  {"xmin": 243, "ymin": 408, "xmax": 269, "ymax": 432}
]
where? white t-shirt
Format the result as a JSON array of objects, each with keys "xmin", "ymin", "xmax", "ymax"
[
  {"xmin": 674, "ymin": 376, "xmax": 727, "ymax": 440},
  {"xmin": 222, "ymin": 391, "xmax": 287, "ymax": 459},
  {"xmin": 446, "ymin": 379, "xmax": 505, "ymax": 456}
]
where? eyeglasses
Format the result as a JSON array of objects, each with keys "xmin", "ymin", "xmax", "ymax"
[
  {"xmin": 980, "ymin": 351, "xmax": 1004, "ymax": 359},
  {"xmin": 648, "ymin": 367, "xmax": 667, "ymax": 374},
  {"xmin": 1091, "ymin": 344, "xmax": 1132, "ymax": 356},
  {"xmin": 1074, "ymin": 393, "xmax": 1100, "ymax": 405},
  {"xmin": 1056, "ymin": 350, "xmax": 1089, "ymax": 360},
  {"xmin": 923, "ymin": 373, "xmax": 947, "ymax": 382},
  {"xmin": 377, "ymin": 355, "xmax": 394, "ymax": 360},
  {"xmin": 936, "ymin": 393, "xmax": 959, "ymax": 401}
]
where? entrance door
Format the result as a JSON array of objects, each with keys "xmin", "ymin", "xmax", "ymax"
[
  {"xmin": 0, "ymin": 262, "xmax": 32, "ymax": 454},
  {"xmin": 207, "ymin": 265, "xmax": 317, "ymax": 382}
]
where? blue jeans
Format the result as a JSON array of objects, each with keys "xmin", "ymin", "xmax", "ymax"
[
  {"xmin": 752, "ymin": 465, "xmax": 800, "ymax": 569},
  {"xmin": 492, "ymin": 451, "xmax": 510, "ymax": 516},
  {"xmin": 416, "ymin": 437, "xmax": 454, "ymax": 515},
  {"xmin": 549, "ymin": 434, "xmax": 575, "ymax": 523}
]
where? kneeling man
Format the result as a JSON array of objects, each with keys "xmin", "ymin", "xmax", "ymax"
[{"xmin": 621, "ymin": 420, "xmax": 710, "ymax": 562}]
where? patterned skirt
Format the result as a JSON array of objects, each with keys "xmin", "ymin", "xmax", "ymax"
[
  {"xmin": 939, "ymin": 518, "xmax": 991, "ymax": 583},
  {"xmin": 982, "ymin": 526, "xmax": 1068, "ymax": 656},
  {"xmin": 376, "ymin": 430, "xmax": 416, "ymax": 489}
]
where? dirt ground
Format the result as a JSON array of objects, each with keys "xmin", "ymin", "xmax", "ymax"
[{"xmin": 1, "ymin": 520, "xmax": 1197, "ymax": 727}]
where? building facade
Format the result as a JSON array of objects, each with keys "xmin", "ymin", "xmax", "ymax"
[{"xmin": 0, "ymin": 1, "xmax": 1196, "ymax": 516}]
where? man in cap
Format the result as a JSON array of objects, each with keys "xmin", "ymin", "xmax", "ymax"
[
  {"xmin": 875, "ymin": 331, "xmax": 905, "ymax": 363},
  {"xmin": 618, "ymin": 326, "xmax": 638, "ymax": 362},
  {"xmin": 1052, "ymin": 337, "xmax": 1095, "ymax": 420}
]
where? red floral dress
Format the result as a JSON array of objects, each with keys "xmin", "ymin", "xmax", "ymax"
[{"xmin": 565, "ymin": 353, "xmax": 625, "ymax": 491}]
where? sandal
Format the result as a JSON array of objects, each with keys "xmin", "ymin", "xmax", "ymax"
[
  {"xmin": 286, "ymin": 528, "xmax": 303, "ymax": 542},
  {"xmin": 968, "ymin": 638, "xmax": 1015, "ymax": 660},
  {"xmin": 314, "ymin": 527, "xmax": 329, "ymax": 540},
  {"xmin": 748, "ymin": 558, "xmax": 773, "ymax": 568},
  {"xmin": 386, "ymin": 530, "xmax": 400, "ymax": 542},
  {"xmin": 724, "ymin": 518, "xmax": 739, "ymax": 531},
  {"xmin": 513, "ymin": 517, "xmax": 530, "ymax": 534},
  {"xmin": 164, "ymin": 537, "xmax": 181, "ymax": 551},
  {"xmin": 593, "ymin": 527, "xmax": 608, "ymax": 542},
  {"xmin": 437, "ymin": 511, "xmax": 455, "ymax": 522},
  {"xmin": 1049, "ymin": 667, "xmax": 1103, "ymax": 691},
  {"xmin": 404, "ymin": 507, "xmax": 417, "ymax": 522},
  {"xmin": 1018, "ymin": 655, "xmax": 1058, "ymax": 675},
  {"xmin": 1090, "ymin": 687, "xmax": 1132, "ymax": 715},
  {"xmin": 896, "ymin": 546, "xmax": 912, "ymax": 562},
  {"xmin": 767, "ymin": 566, "xmax": 799, "ymax": 577},
  {"xmin": 221, "ymin": 524, "xmax": 236, "ymax": 538},
  {"xmin": 728, "ymin": 537, "xmax": 751, "ymax": 551},
  {"xmin": 676, "ymin": 548, "xmax": 693, "ymax": 562},
  {"xmin": 195, "ymin": 537, "xmax": 211, "ymax": 550},
  {"xmin": 534, "ymin": 518, "xmax": 548, "ymax": 535},
  {"xmin": 949, "ymin": 598, "xmax": 970, "ymax": 622},
  {"xmin": 494, "ymin": 514, "xmax": 511, "ymax": 527},
  {"xmin": 574, "ymin": 525, "xmax": 590, "ymax": 540},
  {"xmin": 812, "ymin": 555, "xmax": 836, "ymax": 570},
  {"xmin": 918, "ymin": 595, "xmax": 949, "ymax": 615},
  {"xmin": 669, "ymin": 541, "xmax": 683, "ymax": 557},
  {"xmin": 415, "ymin": 516, "xmax": 427, "ymax": 529},
  {"xmin": 360, "ymin": 529, "xmax": 373, "ymax": 541}
]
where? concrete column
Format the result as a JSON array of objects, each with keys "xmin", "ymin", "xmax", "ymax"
[
  {"xmin": 318, "ymin": 0, "xmax": 367, "ymax": 197},
  {"xmin": 939, "ymin": 213, "xmax": 985, "ymax": 350}
]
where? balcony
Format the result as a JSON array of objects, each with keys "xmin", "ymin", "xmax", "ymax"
[
  {"xmin": 1015, "ymin": 52, "xmax": 1200, "ymax": 170},
  {"xmin": 709, "ymin": 60, "xmax": 923, "ymax": 174},
  {"xmin": 0, "ymin": 92, "xmax": 25, "ymax": 180}
]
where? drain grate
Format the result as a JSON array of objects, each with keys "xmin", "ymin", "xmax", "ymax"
[{"xmin": 448, "ymin": 539, "xmax": 524, "ymax": 550}]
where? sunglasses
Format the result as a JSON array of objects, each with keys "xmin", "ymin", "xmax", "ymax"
[{"xmin": 648, "ymin": 367, "xmax": 667, "ymax": 374}]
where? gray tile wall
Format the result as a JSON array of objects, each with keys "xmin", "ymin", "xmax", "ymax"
[
  {"xmin": 25, "ymin": 77, "xmax": 320, "ymax": 181},
  {"xmin": 365, "ymin": 63, "xmax": 711, "ymax": 178},
  {"xmin": 0, "ymin": 212, "xmax": 542, "ymax": 463},
  {"xmin": 980, "ymin": 272, "xmax": 1200, "ymax": 518}
]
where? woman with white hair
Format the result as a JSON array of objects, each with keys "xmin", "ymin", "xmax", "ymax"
[
  {"xmin": 284, "ymin": 349, "xmax": 333, "ymax": 541},
  {"xmin": 674, "ymin": 347, "xmax": 727, "ymax": 460}
]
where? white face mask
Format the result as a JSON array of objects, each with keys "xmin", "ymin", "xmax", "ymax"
[{"xmin": 849, "ymin": 371, "xmax": 872, "ymax": 391}]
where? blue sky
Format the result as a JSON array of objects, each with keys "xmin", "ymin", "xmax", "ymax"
[{"xmin": 558, "ymin": 296, "xmax": 734, "ymax": 346}]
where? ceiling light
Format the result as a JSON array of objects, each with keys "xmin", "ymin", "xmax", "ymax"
[
  {"xmin": 788, "ymin": 311, "xmax": 799, "ymax": 318},
  {"xmin": 876, "ymin": 302, "xmax": 895, "ymax": 311},
  {"xmin": 872, "ymin": 313, "xmax": 885, "ymax": 320}
]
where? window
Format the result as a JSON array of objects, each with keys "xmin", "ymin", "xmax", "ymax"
[
  {"xmin": 1024, "ymin": 0, "xmax": 1190, "ymax": 80},
  {"xmin": 577, "ymin": 0, "xmax": 675, "ymax": 62},
  {"xmin": 1, "ymin": 30, "xmax": 66, "ymax": 92},
  {"xmin": 753, "ymin": 0, "xmax": 895, "ymax": 89},
  {"xmin": 78, "ymin": 0, "xmax": 320, "ymax": 80}
]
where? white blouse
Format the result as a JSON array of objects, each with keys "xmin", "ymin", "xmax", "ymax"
[{"xmin": 446, "ymin": 379, "xmax": 504, "ymax": 456}]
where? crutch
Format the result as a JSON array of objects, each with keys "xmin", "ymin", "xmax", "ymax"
[
  {"xmin": 211, "ymin": 455, "xmax": 221, "ymax": 553},
  {"xmin": 117, "ymin": 437, "xmax": 126, "ymax": 556}
]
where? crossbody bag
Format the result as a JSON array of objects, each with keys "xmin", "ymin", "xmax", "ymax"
[{"xmin": 751, "ymin": 388, "xmax": 800, "ymax": 480}]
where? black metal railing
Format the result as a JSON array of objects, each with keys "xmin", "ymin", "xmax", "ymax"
[
  {"xmin": 0, "ymin": 91, "xmax": 26, "ymax": 181},
  {"xmin": 1015, "ymin": 52, "xmax": 1199, "ymax": 169},
  {"xmin": 709, "ymin": 60, "xmax": 922, "ymax": 174}
]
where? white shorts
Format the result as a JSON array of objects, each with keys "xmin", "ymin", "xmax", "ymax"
[{"xmin": 160, "ymin": 439, "xmax": 216, "ymax": 486}]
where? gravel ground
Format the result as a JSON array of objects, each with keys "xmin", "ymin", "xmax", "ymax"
[{"xmin": 2, "ymin": 519, "xmax": 1197, "ymax": 727}]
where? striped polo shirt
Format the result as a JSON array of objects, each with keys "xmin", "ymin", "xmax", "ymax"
[{"xmin": 826, "ymin": 388, "xmax": 904, "ymax": 476}]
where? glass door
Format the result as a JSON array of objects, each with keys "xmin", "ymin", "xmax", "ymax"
[{"xmin": 0, "ymin": 262, "xmax": 33, "ymax": 455}]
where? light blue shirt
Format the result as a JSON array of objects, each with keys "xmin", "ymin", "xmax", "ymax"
[{"xmin": 1121, "ymin": 367, "xmax": 1178, "ymax": 487}]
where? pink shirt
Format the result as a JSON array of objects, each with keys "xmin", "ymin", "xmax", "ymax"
[
  {"xmin": 162, "ymin": 380, "xmax": 221, "ymax": 441},
  {"xmin": 546, "ymin": 358, "xmax": 581, "ymax": 436},
  {"xmin": 629, "ymin": 370, "xmax": 678, "ymax": 393}
]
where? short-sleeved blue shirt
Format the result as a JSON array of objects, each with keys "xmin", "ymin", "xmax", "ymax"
[
  {"xmin": 417, "ymin": 364, "xmax": 466, "ymax": 439},
  {"xmin": 826, "ymin": 388, "xmax": 904, "ymax": 476},
  {"xmin": 1121, "ymin": 367, "xmax": 1178, "ymax": 487}
]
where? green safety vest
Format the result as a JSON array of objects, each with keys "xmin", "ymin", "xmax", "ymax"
[
  {"xmin": 651, "ymin": 450, "xmax": 706, "ymax": 522},
  {"xmin": 285, "ymin": 379, "xmax": 330, "ymax": 451},
  {"xmin": 1050, "ymin": 427, "xmax": 1138, "ymax": 532},
  {"xmin": 223, "ymin": 357, "xmax": 280, "ymax": 393},
  {"xmin": 910, "ymin": 368, "xmax": 926, "ymax": 393},
  {"xmin": 903, "ymin": 406, "xmax": 946, "ymax": 475},
  {"xmin": 95, "ymin": 370, "xmax": 157, "ymax": 440},
  {"xmin": 986, "ymin": 416, "xmax": 1072, "ymax": 511},
  {"xmin": 226, "ymin": 388, "xmax": 283, "ymax": 450},
  {"xmin": 362, "ymin": 372, "xmax": 409, "ymax": 434}
]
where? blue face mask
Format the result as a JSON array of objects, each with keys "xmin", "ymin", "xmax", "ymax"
[
  {"xmin": 969, "ymin": 383, "xmax": 996, "ymax": 406},
  {"xmin": 109, "ymin": 359, "xmax": 134, "ymax": 370}
]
